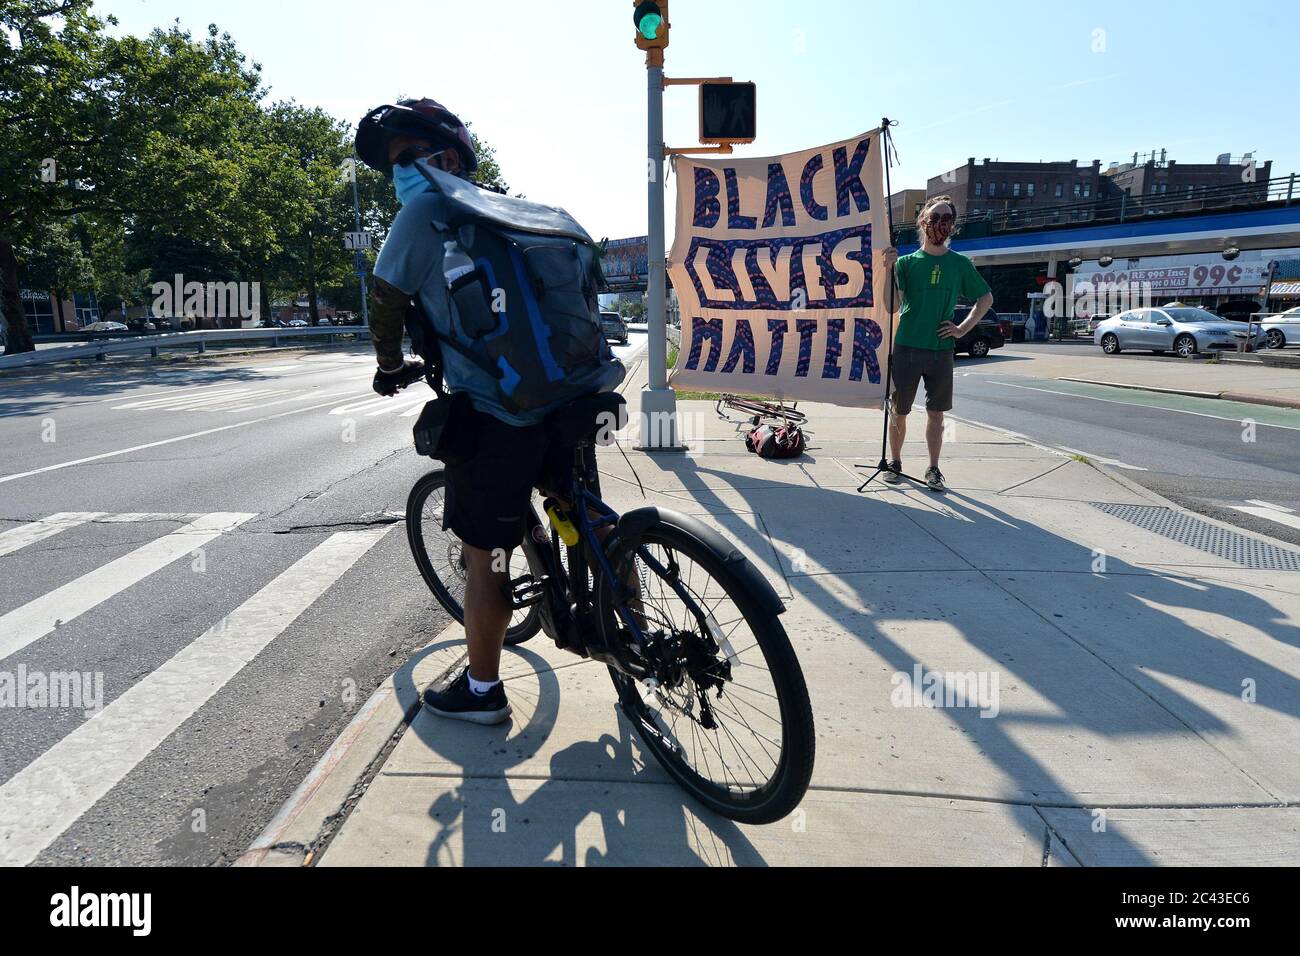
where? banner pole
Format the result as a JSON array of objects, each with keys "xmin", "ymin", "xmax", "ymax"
[{"xmin": 856, "ymin": 119, "xmax": 920, "ymax": 492}]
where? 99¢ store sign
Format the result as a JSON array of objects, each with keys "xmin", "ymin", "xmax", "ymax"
[
  {"xmin": 1078, "ymin": 260, "xmax": 1269, "ymax": 296},
  {"xmin": 667, "ymin": 128, "xmax": 896, "ymax": 407}
]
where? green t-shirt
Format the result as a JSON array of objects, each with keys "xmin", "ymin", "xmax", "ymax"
[{"xmin": 893, "ymin": 249, "xmax": 991, "ymax": 350}]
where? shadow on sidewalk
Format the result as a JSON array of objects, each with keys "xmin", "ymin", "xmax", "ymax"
[
  {"xmin": 393, "ymin": 642, "xmax": 766, "ymax": 867},
  {"xmin": 659, "ymin": 456, "xmax": 1299, "ymax": 864}
]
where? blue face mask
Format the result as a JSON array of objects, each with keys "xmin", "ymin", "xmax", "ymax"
[{"xmin": 393, "ymin": 161, "xmax": 435, "ymax": 206}]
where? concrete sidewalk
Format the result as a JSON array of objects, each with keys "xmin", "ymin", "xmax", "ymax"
[{"xmin": 244, "ymin": 362, "xmax": 1300, "ymax": 867}]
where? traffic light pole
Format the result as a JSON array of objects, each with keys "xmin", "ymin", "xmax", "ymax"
[
  {"xmin": 351, "ymin": 149, "xmax": 370, "ymax": 327},
  {"xmin": 638, "ymin": 59, "xmax": 683, "ymax": 450}
]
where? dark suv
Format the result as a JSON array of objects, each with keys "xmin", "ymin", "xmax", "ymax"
[
  {"xmin": 954, "ymin": 307, "xmax": 1008, "ymax": 358},
  {"xmin": 599, "ymin": 310, "xmax": 629, "ymax": 345}
]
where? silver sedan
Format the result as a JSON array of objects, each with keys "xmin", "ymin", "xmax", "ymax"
[
  {"xmin": 1261, "ymin": 306, "xmax": 1300, "ymax": 349},
  {"xmin": 1094, "ymin": 306, "xmax": 1266, "ymax": 357}
]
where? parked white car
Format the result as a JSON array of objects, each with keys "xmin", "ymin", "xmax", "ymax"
[
  {"xmin": 1094, "ymin": 307, "xmax": 1266, "ymax": 357},
  {"xmin": 1261, "ymin": 306, "xmax": 1300, "ymax": 349},
  {"xmin": 84, "ymin": 321, "xmax": 129, "ymax": 332}
]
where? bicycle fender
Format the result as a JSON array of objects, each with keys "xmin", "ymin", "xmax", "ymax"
[{"xmin": 614, "ymin": 507, "xmax": 786, "ymax": 617}]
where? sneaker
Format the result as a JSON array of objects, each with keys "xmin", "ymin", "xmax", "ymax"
[
  {"xmin": 422, "ymin": 668, "xmax": 512, "ymax": 725},
  {"xmin": 924, "ymin": 465, "xmax": 946, "ymax": 493},
  {"xmin": 882, "ymin": 459, "xmax": 903, "ymax": 484}
]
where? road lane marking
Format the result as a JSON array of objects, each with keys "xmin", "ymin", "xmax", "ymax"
[
  {"xmin": 1245, "ymin": 499, "xmax": 1295, "ymax": 513},
  {"xmin": 0, "ymin": 513, "xmax": 106, "ymax": 558},
  {"xmin": 1232, "ymin": 504, "xmax": 1300, "ymax": 533},
  {"xmin": 0, "ymin": 525, "xmax": 392, "ymax": 866},
  {"xmin": 0, "ymin": 512, "xmax": 256, "ymax": 662},
  {"xmin": 0, "ymin": 394, "xmax": 379, "ymax": 486},
  {"xmin": 988, "ymin": 380, "xmax": 1300, "ymax": 431}
]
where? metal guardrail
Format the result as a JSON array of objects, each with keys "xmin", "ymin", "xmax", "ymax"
[{"xmin": 0, "ymin": 325, "xmax": 370, "ymax": 370}]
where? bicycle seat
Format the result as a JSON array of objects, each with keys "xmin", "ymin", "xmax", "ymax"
[{"xmin": 547, "ymin": 391, "xmax": 628, "ymax": 446}]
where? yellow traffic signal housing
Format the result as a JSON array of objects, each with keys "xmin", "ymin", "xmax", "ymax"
[{"xmin": 633, "ymin": 1, "xmax": 669, "ymax": 50}]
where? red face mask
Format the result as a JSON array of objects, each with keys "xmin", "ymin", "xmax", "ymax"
[{"xmin": 924, "ymin": 216, "xmax": 954, "ymax": 246}]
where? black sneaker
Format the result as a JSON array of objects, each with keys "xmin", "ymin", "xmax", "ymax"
[
  {"xmin": 924, "ymin": 465, "xmax": 946, "ymax": 493},
  {"xmin": 882, "ymin": 459, "xmax": 903, "ymax": 484},
  {"xmin": 422, "ymin": 668, "xmax": 512, "ymax": 725}
]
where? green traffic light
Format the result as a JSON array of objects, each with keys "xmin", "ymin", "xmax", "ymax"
[{"xmin": 637, "ymin": 13, "xmax": 662, "ymax": 40}]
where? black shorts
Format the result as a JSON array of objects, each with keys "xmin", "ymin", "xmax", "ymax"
[
  {"xmin": 442, "ymin": 403, "xmax": 599, "ymax": 552},
  {"xmin": 890, "ymin": 344, "xmax": 955, "ymax": 414}
]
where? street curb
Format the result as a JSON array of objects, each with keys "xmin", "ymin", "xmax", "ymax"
[
  {"xmin": 1058, "ymin": 377, "xmax": 1300, "ymax": 411},
  {"xmin": 1219, "ymin": 391, "xmax": 1300, "ymax": 410},
  {"xmin": 234, "ymin": 623, "xmax": 461, "ymax": 868},
  {"xmin": 1057, "ymin": 377, "xmax": 1221, "ymax": 400}
]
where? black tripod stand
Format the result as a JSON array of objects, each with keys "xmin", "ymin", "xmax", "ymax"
[{"xmin": 855, "ymin": 118, "xmax": 924, "ymax": 493}]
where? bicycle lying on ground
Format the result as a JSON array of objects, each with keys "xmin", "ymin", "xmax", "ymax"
[{"xmin": 402, "ymin": 386, "xmax": 815, "ymax": 824}]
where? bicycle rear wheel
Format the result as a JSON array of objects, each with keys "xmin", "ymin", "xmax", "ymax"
[
  {"xmin": 406, "ymin": 469, "xmax": 540, "ymax": 645},
  {"xmin": 597, "ymin": 516, "xmax": 815, "ymax": 824}
]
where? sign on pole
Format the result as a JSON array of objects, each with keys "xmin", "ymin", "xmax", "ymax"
[
  {"xmin": 343, "ymin": 232, "xmax": 372, "ymax": 251},
  {"xmin": 668, "ymin": 127, "xmax": 895, "ymax": 406}
]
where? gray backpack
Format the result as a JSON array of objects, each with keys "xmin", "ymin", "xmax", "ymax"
[{"xmin": 410, "ymin": 167, "xmax": 625, "ymax": 415}]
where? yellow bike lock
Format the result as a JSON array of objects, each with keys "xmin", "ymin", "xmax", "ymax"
[{"xmin": 544, "ymin": 499, "xmax": 579, "ymax": 547}]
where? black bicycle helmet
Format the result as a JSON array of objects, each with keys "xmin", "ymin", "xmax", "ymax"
[{"xmin": 354, "ymin": 98, "xmax": 478, "ymax": 178}]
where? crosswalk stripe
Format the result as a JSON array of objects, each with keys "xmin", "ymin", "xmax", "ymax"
[
  {"xmin": 0, "ymin": 513, "xmax": 105, "ymax": 559},
  {"xmin": 366, "ymin": 396, "xmax": 429, "ymax": 417},
  {"xmin": 0, "ymin": 525, "xmax": 392, "ymax": 866},
  {"xmin": 330, "ymin": 396, "xmax": 393, "ymax": 415},
  {"xmin": 167, "ymin": 390, "xmax": 287, "ymax": 411},
  {"xmin": 112, "ymin": 386, "xmax": 258, "ymax": 409},
  {"xmin": 105, "ymin": 381, "xmax": 246, "ymax": 406},
  {"xmin": 221, "ymin": 386, "xmax": 371, "ymax": 413},
  {"xmin": 0, "ymin": 512, "xmax": 256, "ymax": 662}
]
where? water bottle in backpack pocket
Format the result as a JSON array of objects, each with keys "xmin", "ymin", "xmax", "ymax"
[{"xmin": 442, "ymin": 236, "xmax": 499, "ymax": 339}]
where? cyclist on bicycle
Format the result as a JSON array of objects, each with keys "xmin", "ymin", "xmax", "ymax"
[{"xmin": 357, "ymin": 98, "xmax": 619, "ymax": 724}]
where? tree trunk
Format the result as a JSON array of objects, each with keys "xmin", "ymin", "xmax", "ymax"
[
  {"xmin": 53, "ymin": 288, "xmax": 67, "ymax": 332},
  {"xmin": 0, "ymin": 237, "xmax": 35, "ymax": 353}
]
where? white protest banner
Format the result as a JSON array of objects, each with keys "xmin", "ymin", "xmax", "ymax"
[{"xmin": 667, "ymin": 127, "xmax": 896, "ymax": 406}]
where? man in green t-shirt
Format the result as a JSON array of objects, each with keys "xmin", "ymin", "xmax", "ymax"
[{"xmin": 880, "ymin": 195, "xmax": 993, "ymax": 492}]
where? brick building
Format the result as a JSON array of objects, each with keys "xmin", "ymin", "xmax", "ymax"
[
  {"xmin": 1102, "ymin": 150, "xmax": 1271, "ymax": 203},
  {"xmin": 888, "ymin": 188, "xmax": 928, "ymax": 228},
  {"xmin": 927, "ymin": 158, "xmax": 1106, "ymax": 223}
]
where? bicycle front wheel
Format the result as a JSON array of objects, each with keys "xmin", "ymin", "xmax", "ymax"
[
  {"xmin": 597, "ymin": 516, "xmax": 815, "ymax": 824},
  {"xmin": 406, "ymin": 470, "xmax": 540, "ymax": 646}
]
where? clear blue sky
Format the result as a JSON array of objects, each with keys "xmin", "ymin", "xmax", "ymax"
[{"xmin": 97, "ymin": 0, "xmax": 1297, "ymax": 242}]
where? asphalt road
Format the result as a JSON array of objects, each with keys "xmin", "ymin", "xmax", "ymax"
[
  {"xmin": 0, "ymin": 331, "xmax": 646, "ymax": 866},
  {"xmin": 949, "ymin": 347, "xmax": 1300, "ymax": 548}
]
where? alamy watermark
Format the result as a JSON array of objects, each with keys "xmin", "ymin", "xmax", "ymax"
[
  {"xmin": 0, "ymin": 665, "xmax": 104, "ymax": 716},
  {"xmin": 1042, "ymin": 276, "xmax": 1153, "ymax": 321},
  {"xmin": 152, "ymin": 274, "xmax": 260, "ymax": 323},
  {"xmin": 890, "ymin": 664, "xmax": 1000, "ymax": 718}
]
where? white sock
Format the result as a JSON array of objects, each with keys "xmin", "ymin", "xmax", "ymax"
[{"xmin": 467, "ymin": 672, "xmax": 501, "ymax": 696}]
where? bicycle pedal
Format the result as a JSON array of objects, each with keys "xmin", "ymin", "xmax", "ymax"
[{"xmin": 508, "ymin": 574, "xmax": 547, "ymax": 609}]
